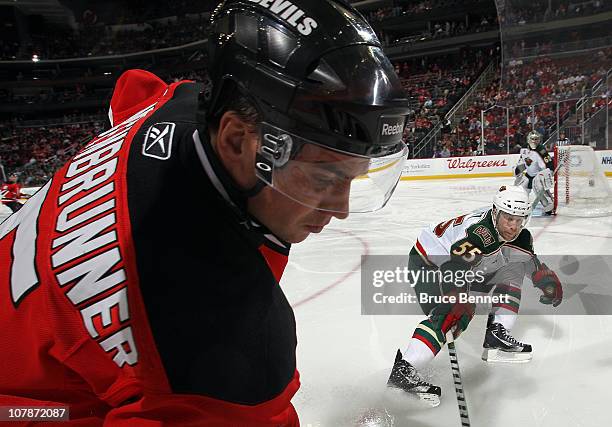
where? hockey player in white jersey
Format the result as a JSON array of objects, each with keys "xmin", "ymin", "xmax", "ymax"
[
  {"xmin": 514, "ymin": 130, "xmax": 555, "ymax": 215},
  {"xmin": 386, "ymin": 186, "xmax": 563, "ymax": 406}
]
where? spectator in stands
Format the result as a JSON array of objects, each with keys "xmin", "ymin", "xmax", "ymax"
[
  {"xmin": 437, "ymin": 144, "xmax": 451, "ymax": 158},
  {"xmin": 0, "ymin": 173, "xmax": 22, "ymax": 212}
]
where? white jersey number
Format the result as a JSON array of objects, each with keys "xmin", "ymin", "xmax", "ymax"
[{"xmin": 0, "ymin": 180, "xmax": 51, "ymax": 305}]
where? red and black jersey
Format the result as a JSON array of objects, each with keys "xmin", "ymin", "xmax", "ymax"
[
  {"xmin": 0, "ymin": 182, "xmax": 21, "ymax": 202},
  {"xmin": 0, "ymin": 69, "xmax": 300, "ymax": 426}
]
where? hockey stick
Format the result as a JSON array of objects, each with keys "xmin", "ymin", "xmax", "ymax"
[{"xmin": 446, "ymin": 331, "xmax": 471, "ymax": 427}]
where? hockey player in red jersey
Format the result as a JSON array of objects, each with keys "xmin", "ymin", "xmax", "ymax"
[
  {"xmin": 0, "ymin": 174, "xmax": 23, "ymax": 213},
  {"xmin": 0, "ymin": 1, "xmax": 409, "ymax": 425},
  {"xmin": 386, "ymin": 186, "xmax": 563, "ymax": 406}
]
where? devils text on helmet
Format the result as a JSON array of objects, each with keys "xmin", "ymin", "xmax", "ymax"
[{"xmin": 247, "ymin": 0, "xmax": 318, "ymax": 35}]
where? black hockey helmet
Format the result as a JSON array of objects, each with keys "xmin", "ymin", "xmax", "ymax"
[{"xmin": 201, "ymin": 0, "xmax": 410, "ymax": 213}]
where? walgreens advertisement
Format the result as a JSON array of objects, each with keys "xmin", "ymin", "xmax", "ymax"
[
  {"xmin": 401, "ymin": 154, "xmax": 519, "ymax": 180},
  {"xmin": 402, "ymin": 150, "xmax": 612, "ymax": 180}
]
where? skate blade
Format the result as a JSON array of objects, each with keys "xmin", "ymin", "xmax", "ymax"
[
  {"xmin": 482, "ymin": 348, "xmax": 532, "ymax": 363},
  {"xmin": 385, "ymin": 386, "xmax": 440, "ymax": 408}
]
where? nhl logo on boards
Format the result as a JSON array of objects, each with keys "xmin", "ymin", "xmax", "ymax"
[{"xmin": 143, "ymin": 122, "xmax": 175, "ymax": 160}]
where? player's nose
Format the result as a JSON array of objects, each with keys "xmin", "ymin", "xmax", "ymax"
[{"xmin": 323, "ymin": 181, "xmax": 350, "ymax": 219}]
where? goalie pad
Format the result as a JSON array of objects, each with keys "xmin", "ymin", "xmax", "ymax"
[
  {"xmin": 533, "ymin": 190, "xmax": 554, "ymax": 213},
  {"xmin": 533, "ymin": 169, "xmax": 554, "ymax": 212},
  {"xmin": 535, "ymin": 169, "xmax": 554, "ymax": 191}
]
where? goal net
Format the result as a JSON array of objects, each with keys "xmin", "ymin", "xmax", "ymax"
[{"xmin": 554, "ymin": 145, "xmax": 612, "ymax": 217}]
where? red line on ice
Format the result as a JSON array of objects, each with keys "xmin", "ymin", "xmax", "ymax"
[
  {"xmin": 533, "ymin": 214, "xmax": 558, "ymax": 241},
  {"xmin": 291, "ymin": 230, "xmax": 370, "ymax": 309}
]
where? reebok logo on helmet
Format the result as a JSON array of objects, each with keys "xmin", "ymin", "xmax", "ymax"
[
  {"xmin": 248, "ymin": 0, "xmax": 318, "ymax": 35},
  {"xmin": 381, "ymin": 123, "xmax": 403, "ymax": 136},
  {"xmin": 378, "ymin": 117, "xmax": 406, "ymax": 144}
]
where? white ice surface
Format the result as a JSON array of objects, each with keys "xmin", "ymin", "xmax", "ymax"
[
  {"xmin": 283, "ymin": 177, "xmax": 612, "ymax": 427},
  {"xmin": 2, "ymin": 178, "xmax": 611, "ymax": 426}
]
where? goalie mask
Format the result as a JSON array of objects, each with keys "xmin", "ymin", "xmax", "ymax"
[
  {"xmin": 492, "ymin": 185, "xmax": 532, "ymax": 241},
  {"xmin": 527, "ymin": 131, "xmax": 542, "ymax": 149},
  {"xmin": 202, "ymin": 0, "xmax": 410, "ymax": 213}
]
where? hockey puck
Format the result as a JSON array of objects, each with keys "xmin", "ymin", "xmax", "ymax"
[
  {"xmin": 559, "ymin": 255, "xmax": 579, "ymax": 275},
  {"xmin": 355, "ymin": 408, "xmax": 394, "ymax": 427}
]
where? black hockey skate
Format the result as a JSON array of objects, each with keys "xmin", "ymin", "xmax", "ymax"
[
  {"xmin": 482, "ymin": 315, "xmax": 532, "ymax": 363},
  {"xmin": 387, "ymin": 350, "xmax": 441, "ymax": 407}
]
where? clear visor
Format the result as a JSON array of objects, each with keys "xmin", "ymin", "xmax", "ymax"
[
  {"xmin": 494, "ymin": 209, "xmax": 530, "ymax": 241},
  {"xmin": 255, "ymin": 123, "xmax": 408, "ymax": 213}
]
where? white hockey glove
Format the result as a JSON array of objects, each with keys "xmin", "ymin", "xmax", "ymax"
[{"xmin": 514, "ymin": 163, "xmax": 526, "ymax": 177}]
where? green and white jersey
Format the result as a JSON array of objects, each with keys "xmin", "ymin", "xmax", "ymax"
[
  {"xmin": 518, "ymin": 143, "xmax": 553, "ymax": 177},
  {"xmin": 415, "ymin": 209, "xmax": 535, "ymax": 278}
]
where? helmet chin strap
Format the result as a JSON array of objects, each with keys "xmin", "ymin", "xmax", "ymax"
[
  {"xmin": 243, "ymin": 180, "xmax": 266, "ymax": 198},
  {"xmin": 196, "ymin": 123, "xmax": 270, "ymax": 216},
  {"xmin": 492, "ymin": 206, "xmax": 506, "ymax": 242}
]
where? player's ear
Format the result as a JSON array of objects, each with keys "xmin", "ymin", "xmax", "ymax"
[{"xmin": 214, "ymin": 111, "xmax": 258, "ymax": 189}]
